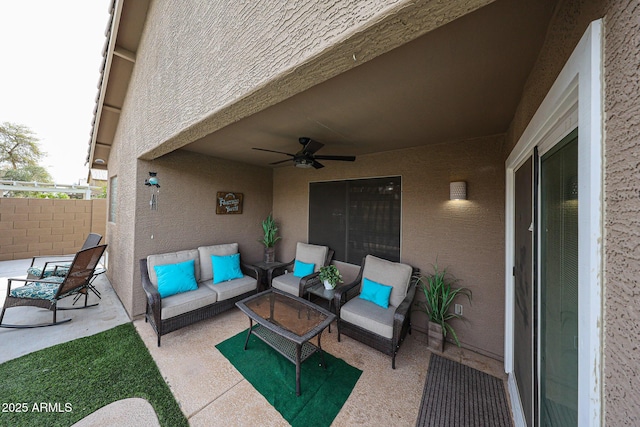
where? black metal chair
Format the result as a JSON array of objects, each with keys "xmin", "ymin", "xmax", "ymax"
[
  {"xmin": 0, "ymin": 245, "xmax": 108, "ymax": 328},
  {"xmin": 26, "ymin": 233, "xmax": 103, "ymax": 279}
]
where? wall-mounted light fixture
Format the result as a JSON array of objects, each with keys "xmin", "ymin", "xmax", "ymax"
[{"xmin": 450, "ymin": 181, "xmax": 467, "ymax": 200}]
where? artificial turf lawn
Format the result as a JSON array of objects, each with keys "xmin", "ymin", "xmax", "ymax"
[{"xmin": 0, "ymin": 323, "xmax": 187, "ymax": 427}]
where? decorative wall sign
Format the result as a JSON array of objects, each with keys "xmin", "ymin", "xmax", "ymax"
[{"xmin": 216, "ymin": 192, "xmax": 243, "ymax": 214}]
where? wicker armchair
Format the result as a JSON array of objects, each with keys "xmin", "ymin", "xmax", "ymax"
[
  {"xmin": 267, "ymin": 242, "xmax": 334, "ymax": 297},
  {"xmin": 334, "ymin": 255, "xmax": 419, "ymax": 369}
]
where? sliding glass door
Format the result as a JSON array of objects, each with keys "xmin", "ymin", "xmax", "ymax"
[
  {"xmin": 512, "ymin": 129, "xmax": 579, "ymax": 427},
  {"xmin": 539, "ymin": 130, "xmax": 579, "ymax": 426}
]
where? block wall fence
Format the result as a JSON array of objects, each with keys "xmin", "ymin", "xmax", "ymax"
[{"xmin": 0, "ymin": 198, "xmax": 107, "ymax": 261}]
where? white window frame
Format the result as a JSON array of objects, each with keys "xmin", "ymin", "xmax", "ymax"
[{"xmin": 504, "ymin": 20, "xmax": 603, "ymax": 427}]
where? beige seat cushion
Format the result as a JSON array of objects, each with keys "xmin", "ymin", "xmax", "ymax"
[
  {"xmin": 295, "ymin": 242, "xmax": 328, "ymax": 272},
  {"xmin": 361, "ymin": 255, "xmax": 412, "ymax": 308},
  {"xmin": 160, "ymin": 285, "xmax": 218, "ymax": 320},
  {"xmin": 271, "ymin": 273, "xmax": 301, "ymax": 296},
  {"xmin": 203, "ymin": 276, "xmax": 257, "ymax": 301},
  {"xmin": 198, "ymin": 243, "xmax": 239, "ymax": 282},
  {"xmin": 340, "ymin": 297, "xmax": 395, "ymax": 339},
  {"xmin": 147, "ymin": 249, "xmax": 200, "ymax": 287}
]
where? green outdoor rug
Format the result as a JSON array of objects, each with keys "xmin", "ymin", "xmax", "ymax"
[{"xmin": 216, "ymin": 328, "xmax": 362, "ymax": 427}]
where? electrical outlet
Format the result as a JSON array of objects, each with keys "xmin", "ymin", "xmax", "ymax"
[{"xmin": 455, "ymin": 304, "xmax": 463, "ymax": 316}]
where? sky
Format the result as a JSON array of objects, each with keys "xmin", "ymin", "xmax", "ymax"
[{"xmin": 0, "ymin": 0, "xmax": 111, "ymax": 184}]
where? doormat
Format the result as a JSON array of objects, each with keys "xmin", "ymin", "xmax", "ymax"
[
  {"xmin": 416, "ymin": 354, "xmax": 513, "ymax": 427},
  {"xmin": 216, "ymin": 328, "xmax": 362, "ymax": 427}
]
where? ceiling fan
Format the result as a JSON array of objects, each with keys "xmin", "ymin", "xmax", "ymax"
[{"xmin": 252, "ymin": 137, "xmax": 356, "ymax": 169}]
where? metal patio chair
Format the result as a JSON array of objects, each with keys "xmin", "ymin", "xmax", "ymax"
[
  {"xmin": 26, "ymin": 233, "xmax": 104, "ymax": 302},
  {"xmin": 0, "ymin": 244, "xmax": 108, "ymax": 328}
]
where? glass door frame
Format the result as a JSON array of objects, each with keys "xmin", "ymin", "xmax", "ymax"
[{"xmin": 504, "ymin": 20, "xmax": 603, "ymax": 427}]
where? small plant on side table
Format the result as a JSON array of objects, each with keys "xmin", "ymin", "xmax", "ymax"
[
  {"xmin": 319, "ymin": 265, "xmax": 343, "ymax": 289},
  {"xmin": 415, "ymin": 262, "xmax": 471, "ymax": 351}
]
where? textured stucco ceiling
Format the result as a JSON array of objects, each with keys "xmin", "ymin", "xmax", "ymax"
[{"xmin": 181, "ymin": 0, "xmax": 557, "ymax": 168}]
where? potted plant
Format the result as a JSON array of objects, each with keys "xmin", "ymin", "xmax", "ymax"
[
  {"xmin": 318, "ymin": 265, "xmax": 343, "ymax": 289},
  {"xmin": 259, "ymin": 213, "xmax": 281, "ymax": 263},
  {"xmin": 415, "ymin": 262, "xmax": 471, "ymax": 352}
]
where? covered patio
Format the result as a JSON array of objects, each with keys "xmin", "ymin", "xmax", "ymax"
[
  {"xmin": 82, "ymin": 0, "xmax": 636, "ymax": 424},
  {"xmin": 0, "ymin": 258, "xmax": 506, "ymax": 425}
]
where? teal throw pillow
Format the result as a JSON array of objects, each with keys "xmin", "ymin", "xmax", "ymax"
[
  {"xmin": 154, "ymin": 259, "xmax": 198, "ymax": 298},
  {"xmin": 212, "ymin": 253, "xmax": 244, "ymax": 284},
  {"xmin": 359, "ymin": 277, "xmax": 393, "ymax": 309},
  {"xmin": 293, "ymin": 260, "xmax": 315, "ymax": 278}
]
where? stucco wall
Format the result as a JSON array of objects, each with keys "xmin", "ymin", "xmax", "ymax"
[
  {"xmin": 104, "ymin": 0, "xmax": 492, "ymax": 322},
  {"xmin": 273, "ymin": 135, "xmax": 506, "ymax": 359},
  {"xmin": 106, "ymin": 148, "xmax": 273, "ymax": 317},
  {"xmin": 504, "ymin": 0, "xmax": 640, "ymax": 422},
  {"xmin": 601, "ymin": 1, "xmax": 640, "ymax": 423},
  {"xmin": 126, "ymin": 0, "xmax": 491, "ymax": 162}
]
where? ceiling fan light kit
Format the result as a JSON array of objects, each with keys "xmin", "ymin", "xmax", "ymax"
[{"xmin": 253, "ymin": 137, "xmax": 356, "ymax": 169}]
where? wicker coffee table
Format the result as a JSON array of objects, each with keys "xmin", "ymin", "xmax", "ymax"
[{"xmin": 235, "ymin": 288, "xmax": 336, "ymax": 396}]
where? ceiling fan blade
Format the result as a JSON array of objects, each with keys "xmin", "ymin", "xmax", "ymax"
[
  {"xmin": 314, "ymin": 155, "xmax": 356, "ymax": 162},
  {"xmin": 312, "ymin": 160, "xmax": 325, "ymax": 169},
  {"xmin": 252, "ymin": 147, "xmax": 295, "ymax": 157},
  {"xmin": 300, "ymin": 138, "xmax": 324, "ymax": 156},
  {"xmin": 269, "ymin": 158, "xmax": 292, "ymax": 165}
]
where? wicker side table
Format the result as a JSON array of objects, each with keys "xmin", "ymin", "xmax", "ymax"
[{"xmin": 251, "ymin": 260, "xmax": 288, "ymax": 291}]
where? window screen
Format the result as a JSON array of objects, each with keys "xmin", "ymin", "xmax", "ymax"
[{"xmin": 309, "ymin": 177, "xmax": 401, "ymax": 264}]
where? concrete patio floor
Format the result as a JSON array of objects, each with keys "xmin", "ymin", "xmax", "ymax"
[
  {"xmin": 0, "ymin": 258, "xmax": 130, "ymax": 364},
  {"xmin": 0, "ymin": 259, "xmax": 509, "ymax": 426}
]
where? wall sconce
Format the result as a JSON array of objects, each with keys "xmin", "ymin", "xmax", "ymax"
[{"xmin": 450, "ymin": 181, "xmax": 467, "ymax": 200}]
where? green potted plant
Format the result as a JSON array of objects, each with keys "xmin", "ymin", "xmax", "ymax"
[
  {"xmin": 415, "ymin": 262, "xmax": 471, "ymax": 352},
  {"xmin": 318, "ymin": 264, "xmax": 343, "ymax": 289},
  {"xmin": 259, "ymin": 213, "xmax": 281, "ymax": 263}
]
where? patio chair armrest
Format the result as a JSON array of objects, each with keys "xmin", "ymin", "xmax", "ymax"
[
  {"xmin": 4, "ymin": 278, "xmax": 27, "ymax": 296},
  {"xmin": 240, "ymin": 262, "xmax": 263, "ymax": 290},
  {"xmin": 334, "ymin": 269, "xmax": 363, "ymax": 315},
  {"xmin": 5, "ymin": 277, "xmax": 61, "ymax": 294},
  {"xmin": 29, "ymin": 255, "xmax": 74, "ymax": 268},
  {"xmin": 392, "ymin": 269, "xmax": 420, "ymax": 337},
  {"xmin": 139, "ymin": 259, "xmax": 162, "ymax": 326},
  {"xmin": 42, "ymin": 260, "xmax": 72, "ymax": 274},
  {"xmin": 298, "ymin": 272, "xmax": 321, "ymax": 297},
  {"xmin": 42, "ymin": 259, "xmax": 73, "ymax": 268},
  {"xmin": 393, "ymin": 279, "xmax": 417, "ymax": 327},
  {"xmin": 266, "ymin": 259, "xmax": 294, "ymax": 286}
]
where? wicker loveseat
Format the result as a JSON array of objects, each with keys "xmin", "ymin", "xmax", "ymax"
[{"xmin": 140, "ymin": 243, "xmax": 261, "ymax": 346}]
